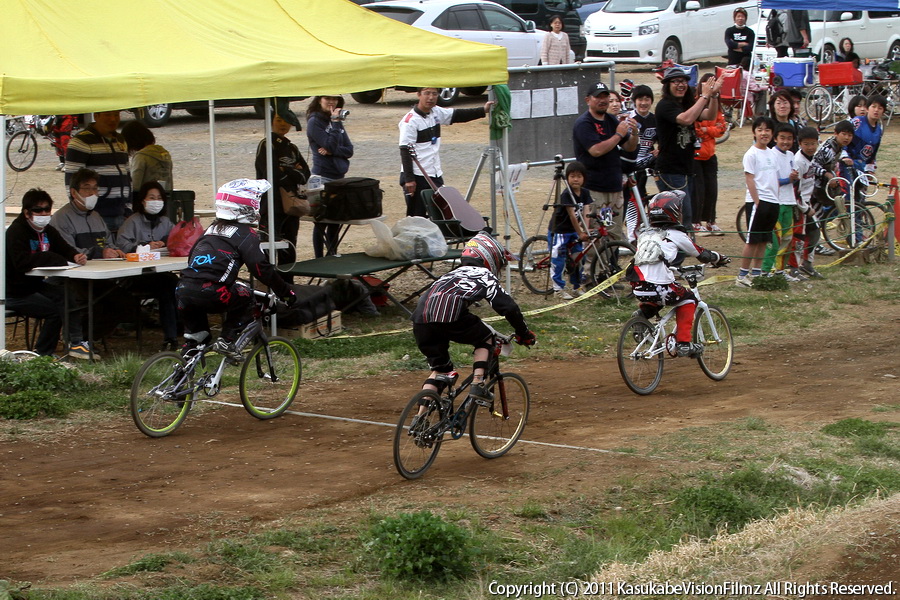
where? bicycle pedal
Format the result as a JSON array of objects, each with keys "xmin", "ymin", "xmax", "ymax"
[{"xmin": 473, "ymin": 397, "xmax": 492, "ymax": 408}]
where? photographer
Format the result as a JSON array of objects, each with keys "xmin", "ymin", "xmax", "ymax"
[
  {"xmin": 306, "ymin": 96, "xmax": 354, "ymax": 258},
  {"xmin": 255, "ymin": 101, "xmax": 310, "ymax": 281}
]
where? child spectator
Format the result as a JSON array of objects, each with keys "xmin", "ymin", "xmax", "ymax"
[
  {"xmin": 810, "ymin": 120, "xmax": 856, "ymax": 256},
  {"xmin": 761, "ymin": 123, "xmax": 800, "ymax": 279},
  {"xmin": 791, "ymin": 127, "xmax": 824, "ymax": 279},
  {"xmin": 411, "ymin": 232, "xmax": 535, "ymax": 405},
  {"xmin": 626, "ymin": 190, "xmax": 729, "ymax": 357},
  {"xmin": 549, "ymin": 162, "xmax": 593, "ymax": 300},
  {"xmin": 847, "ymin": 95, "xmax": 868, "ymax": 119},
  {"xmin": 693, "ymin": 73, "xmax": 727, "ymax": 236},
  {"xmin": 848, "ymin": 94, "xmax": 885, "ymax": 175},
  {"xmin": 736, "ymin": 117, "xmax": 781, "ymax": 287},
  {"xmin": 623, "ymin": 85, "xmax": 658, "ymax": 242}
]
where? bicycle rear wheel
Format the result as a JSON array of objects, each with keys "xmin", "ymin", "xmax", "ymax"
[
  {"xmin": 6, "ymin": 131, "xmax": 37, "ymax": 172},
  {"xmin": 588, "ymin": 240, "xmax": 634, "ymax": 300},
  {"xmin": 469, "ymin": 372, "xmax": 530, "ymax": 459},
  {"xmin": 692, "ymin": 305, "xmax": 734, "ymax": 381},
  {"xmin": 617, "ymin": 317, "xmax": 663, "ymax": 395},
  {"xmin": 518, "ymin": 235, "xmax": 553, "ymax": 295},
  {"xmin": 821, "ymin": 205, "xmax": 876, "ymax": 252},
  {"xmin": 130, "ymin": 351, "xmax": 192, "ymax": 437},
  {"xmin": 735, "ymin": 203, "xmax": 749, "ymax": 243},
  {"xmin": 394, "ymin": 390, "xmax": 445, "ymax": 479},
  {"xmin": 804, "ymin": 86, "xmax": 833, "ymax": 123},
  {"xmin": 239, "ymin": 336, "xmax": 301, "ymax": 419}
]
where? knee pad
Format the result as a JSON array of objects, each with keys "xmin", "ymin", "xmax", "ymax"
[
  {"xmin": 423, "ymin": 378, "xmax": 448, "ymax": 394},
  {"xmin": 473, "ymin": 360, "xmax": 489, "ymax": 371}
]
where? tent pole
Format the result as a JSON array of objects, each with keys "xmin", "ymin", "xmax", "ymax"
[
  {"xmin": 1, "ymin": 115, "xmax": 7, "ymax": 352},
  {"xmin": 209, "ymin": 101, "xmax": 217, "ymax": 196},
  {"xmin": 264, "ymin": 99, "xmax": 278, "ymax": 334}
]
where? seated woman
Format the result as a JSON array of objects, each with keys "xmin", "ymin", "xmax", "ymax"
[
  {"xmin": 117, "ymin": 182, "xmax": 179, "ymax": 351},
  {"xmin": 835, "ymin": 37, "xmax": 854, "ymax": 63}
]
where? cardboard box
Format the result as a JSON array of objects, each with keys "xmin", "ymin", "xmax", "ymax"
[{"xmin": 281, "ymin": 311, "xmax": 342, "ymax": 339}]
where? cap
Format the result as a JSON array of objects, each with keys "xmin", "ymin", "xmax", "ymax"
[
  {"xmin": 588, "ymin": 82, "xmax": 611, "ymax": 97},
  {"xmin": 661, "ymin": 67, "xmax": 690, "ymax": 83},
  {"xmin": 268, "ymin": 98, "xmax": 301, "ymax": 130}
]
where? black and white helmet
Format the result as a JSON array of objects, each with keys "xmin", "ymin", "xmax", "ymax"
[{"xmin": 214, "ymin": 179, "xmax": 272, "ymax": 224}]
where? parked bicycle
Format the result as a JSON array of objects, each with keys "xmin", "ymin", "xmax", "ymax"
[
  {"xmin": 130, "ymin": 289, "xmax": 301, "ymax": 437},
  {"xmin": 617, "ymin": 264, "xmax": 733, "ymax": 395},
  {"xmin": 5, "ymin": 115, "xmax": 76, "ymax": 172},
  {"xmin": 393, "ymin": 326, "xmax": 530, "ymax": 479}
]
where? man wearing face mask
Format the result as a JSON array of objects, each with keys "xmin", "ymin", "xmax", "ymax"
[
  {"xmin": 64, "ymin": 110, "xmax": 131, "ymax": 233},
  {"xmin": 51, "ymin": 168, "xmax": 126, "ymax": 259},
  {"xmin": 5, "ymin": 189, "xmax": 90, "ymax": 358}
]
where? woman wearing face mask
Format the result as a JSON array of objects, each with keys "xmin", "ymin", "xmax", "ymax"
[
  {"xmin": 5, "ymin": 188, "xmax": 88, "ymax": 357},
  {"xmin": 116, "ymin": 181, "xmax": 180, "ymax": 350}
]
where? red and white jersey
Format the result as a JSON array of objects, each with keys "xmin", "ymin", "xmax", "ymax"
[{"xmin": 631, "ymin": 228, "xmax": 703, "ymax": 285}]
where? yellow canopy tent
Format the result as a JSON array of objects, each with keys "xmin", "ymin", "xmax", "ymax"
[{"xmin": 1, "ymin": 0, "xmax": 509, "ymax": 351}]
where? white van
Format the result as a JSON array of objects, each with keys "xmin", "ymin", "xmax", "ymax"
[
  {"xmin": 583, "ymin": 0, "xmax": 757, "ymax": 64},
  {"xmin": 754, "ymin": 9, "xmax": 900, "ymax": 63}
]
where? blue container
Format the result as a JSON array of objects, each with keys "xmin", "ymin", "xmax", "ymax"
[{"xmin": 772, "ymin": 58, "xmax": 815, "ymax": 88}]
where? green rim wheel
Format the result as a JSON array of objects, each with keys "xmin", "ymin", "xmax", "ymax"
[{"xmin": 239, "ymin": 336, "xmax": 301, "ymax": 419}]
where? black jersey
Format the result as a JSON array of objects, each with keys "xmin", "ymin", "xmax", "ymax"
[
  {"xmin": 412, "ymin": 265, "xmax": 528, "ymax": 335},
  {"xmin": 180, "ymin": 221, "xmax": 291, "ymax": 298}
]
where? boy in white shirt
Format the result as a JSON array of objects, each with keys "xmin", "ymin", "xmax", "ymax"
[
  {"xmin": 761, "ymin": 123, "xmax": 800, "ymax": 279},
  {"xmin": 790, "ymin": 127, "xmax": 824, "ymax": 279},
  {"xmin": 736, "ymin": 117, "xmax": 781, "ymax": 287}
]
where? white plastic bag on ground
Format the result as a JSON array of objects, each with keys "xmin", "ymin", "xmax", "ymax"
[
  {"xmin": 365, "ymin": 220, "xmax": 402, "ymax": 259},
  {"xmin": 391, "ymin": 217, "xmax": 448, "ymax": 260}
]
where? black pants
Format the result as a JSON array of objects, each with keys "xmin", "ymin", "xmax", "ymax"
[
  {"xmin": 693, "ymin": 155, "xmax": 718, "ymax": 224},
  {"xmin": 6, "ymin": 282, "xmax": 82, "ymax": 355},
  {"xmin": 400, "ymin": 173, "xmax": 442, "ymax": 218},
  {"xmin": 177, "ymin": 282, "xmax": 253, "ymax": 343}
]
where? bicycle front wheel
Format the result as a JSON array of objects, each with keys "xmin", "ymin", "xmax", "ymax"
[
  {"xmin": 130, "ymin": 351, "xmax": 192, "ymax": 437},
  {"xmin": 469, "ymin": 372, "xmax": 530, "ymax": 459},
  {"xmin": 6, "ymin": 131, "xmax": 37, "ymax": 172},
  {"xmin": 821, "ymin": 205, "xmax": 877, "ymax": 252},
  {"xmin": 239, "ymin": 336, "xmax": 301, "ymax": 419},
  {"xmin": 617, "ymin": 317, "xmax": 663, "ymax": 395},
  {"xmin": 518, "ymin": 235, "xmax": 553, "ymax": 295},
  {"xmin": 588, "ymin": 240, "xmax": 635, "ymax": 300},
  {"xmin": 804, "ymin": 86, "xmax": 833, "ymax": 123},
  {"xmin": 693, "ymin": 305, "xmax": 734, "ymax": 381},
  {"xmin": 394, "ymin": 390, "xmax": 445, "ymax": 479}
]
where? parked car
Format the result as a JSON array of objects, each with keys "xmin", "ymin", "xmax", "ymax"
[
  {"xmin": 576, "ymin": 0, "xmax": 606, "ymax": 23},
  {"xmin": 132, "ymin": 98, "xmax": 304, "ymax": 128},
  {"xmin": 753, "ymin": 9, "xmax": 900, "ymax": 64},
  {"xmin": 488, "ymin": 0, "xmax": 587, "ymax": 60},
  {"xmin": 583, "ymin": 0, "xmax": 757, "ymax": 65},
  {"xmin": 359, "ymin": 0, "xmax": 544, "ymax": 106}
]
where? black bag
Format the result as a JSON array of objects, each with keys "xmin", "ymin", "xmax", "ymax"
[
  {"xmin": 314, "ymin": 177, "xmax": 383, "ymax": 221},
  {"xmin": 277, "ymin": 284, "xmax": 335, "ymax": 327},
  {"xmin": 766, "ymin": 11, "xmax": 784, "ymax": 47}
]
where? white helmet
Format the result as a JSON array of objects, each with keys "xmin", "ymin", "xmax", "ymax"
[{"xmin": 214, "ymin": 178, "xmax": 272, "ymax": 224}]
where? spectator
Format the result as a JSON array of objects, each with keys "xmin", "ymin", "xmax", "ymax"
[
  {"xmin": 306, "ymin": 95, "xmax": 354, "ymax": 258},
  {"xmin": 64, "ymin": 110, "xmax": 131, "ymax": 233},
  {"xmin": 51, "ymin": 115, "xmax": 78, "ymax": 171},
  {"xmin": 835, "ymin": 37, "xmax": 854, "ymax": 62},
  {"xmin": 736, "ymin": 117, "xmax": 780, "ymax": 287},
  {"xmin": 573, "ymin": 82, "xmax": 638, "ymax": 242},
  {"xmin": 655, "ymin": 67, "xmax": 723, "ymax": 231},
  {"xmin": 791, "ymin": 127, "xmax": 824, "ymax": 279},
  {"xmin": 760, "ymin": 123, "xmax": 800, "ymax": 279},
  {"xmin": 847, "ymin": 95, "xmax": 869, "ymax": 118},
  {"xmin": 5, "ymin": 189, "xmax": 88, "ymax": 358},
  {"xmin": 121, "ymin": 121, "xmax": 174, "ymax": 192},
  {"xmin": 693, "ymin": 74, "xmax": 727, "ymax": 236},
  {"xmin": 255, "ymin": 102, "xmax": 310, "ymax": 281},
  {"xmin": 116, "ymin": 182, "xmax": 180, "ymax": 351},
  {"xmin": 767, "ymin": 90, "xmax": 800, "ymax": 151},
  {"xmin": 725, "ymin": 7, "xmax": 755, "ymax": 66},
  {"xmin": 811, "ymin": 120, "xmax": 856, "ymax": 256},
  {"xmin": 548, "ymin": 161, "xmax": 593, "ymax": 300},
  {"xmin": 787, "ymin": 89, "xmax": 807, "ymax": 128},
  {"xmin": 541, "ymin": 16, "xmax": 572, "ymax": 65},
  {"xmin": 770, "ymin": 10, "xmax": 810, "ymax": 58},
  {"xmin": 399, "ymin": 88, "xmax": 493, "ymax": 218},
  {"xmin": 848, "ymin": 94, "xmax": 885, "ymax": 175},
  {"xmin": 623, "ymin": 85, "xmax": 658, "ymax": 241}
]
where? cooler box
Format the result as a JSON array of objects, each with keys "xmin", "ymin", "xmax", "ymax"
[
  {"xmin": 674, "ymin": 63, "xmax": 699, "ymax": 87},
  {"xmin": 772, "ymin": 58, "xmax": 815, "ymax": 87},
  {"xmin": 715, "ymin": 66, "xmax": 743, "ymax": 99},
  {"xmin": 818, "ymin": 61, "xmax": 864, "ymax": 86}
]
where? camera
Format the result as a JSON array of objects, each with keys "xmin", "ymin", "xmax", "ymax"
[
  {"xmin": 554, "ymin": 154, "xmax": 564, "ymax": 164},
  {"xmin": 337, "ymin": 109, "xmax": 350, "ymax": 120}
]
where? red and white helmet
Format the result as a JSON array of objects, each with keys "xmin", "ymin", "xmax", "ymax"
[
  {"xmin": 214, "ymin": 179, "xmax": 272, "ymax": 224},
  {"xmin": 647, "ymin": 190, "xmax": 685, "ymax": 227},
  {"xmin": 461, "ymin": 232, "xmax": 513, "ymax": 275}
]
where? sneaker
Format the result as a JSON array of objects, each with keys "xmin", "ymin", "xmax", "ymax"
[
  {"xmin": 735, "ymin": 274, "xmax": 754, "ymax": 288},
  {"xmin": 675, "ymin": 342, "xmax": 704, "ymax": 357},
  {"xmin": 571, "ymin": 288, "xmax": 584, "ymax": 297},
  {"xmin": 815, "ymin": 244, "xmax": 837, "ymax": 256},
  {"xmin": 693, "ymin": 223, "xmax": 708, "ymax": 234},
  {"xmin": 782, "ymin": 271, "xmax": 802, "ymax": 282},
  {"xmin": 788, "ymin": 268, "xmax": 808, "ymax": 281},
  {"xmin": 212, "ymin": 338, "xmax": 242, "ymax": 362},
  {"xmin": 469, "ymin": 383, "xmax": 494, "ymax": 404},
  {"xmin": 55, "ymin": 162, "xmax": 65, "ymax": 171},
  {"xmin": 708, "ymin": 223, "xmax": 725, "ymax": 236},
  {"xmin": 800, "ymin": 264, "xmax": 825, "ymax": 279},
  {"xmin": 68, "ymin": 341, "xmax": 100, "ymax": 360},
  {"xmin": 161, "ymin": 339, "xmax": 178, "ymax": 352},
  {"xmin": 554, "ymin": 289, "xmax": 574, "ymax": 301}
]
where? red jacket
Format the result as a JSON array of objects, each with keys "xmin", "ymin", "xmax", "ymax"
[{"xmin": 694, "ymin": 111, "xmax": 727, "ymax": 161}]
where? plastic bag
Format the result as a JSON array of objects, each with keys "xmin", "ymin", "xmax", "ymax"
[
  {"xmin": 392, "ymin": 217, "xmax": 448, "ymax": 260},
  {"xmin": 167, "ymin": 217, "xmax": 204, "ymax": 256},
  {"xmin": 365, "ymin": 220, "xmax": 402, "ymax": 259}
]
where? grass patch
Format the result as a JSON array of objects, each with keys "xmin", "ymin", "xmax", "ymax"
[
  {"xmin": 821, "ymin": 417, "xmax": 895, "ymax": 438},
  {"xmin": 102, "ymin": 552, "xmax": 193, "ymax": 578}
]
